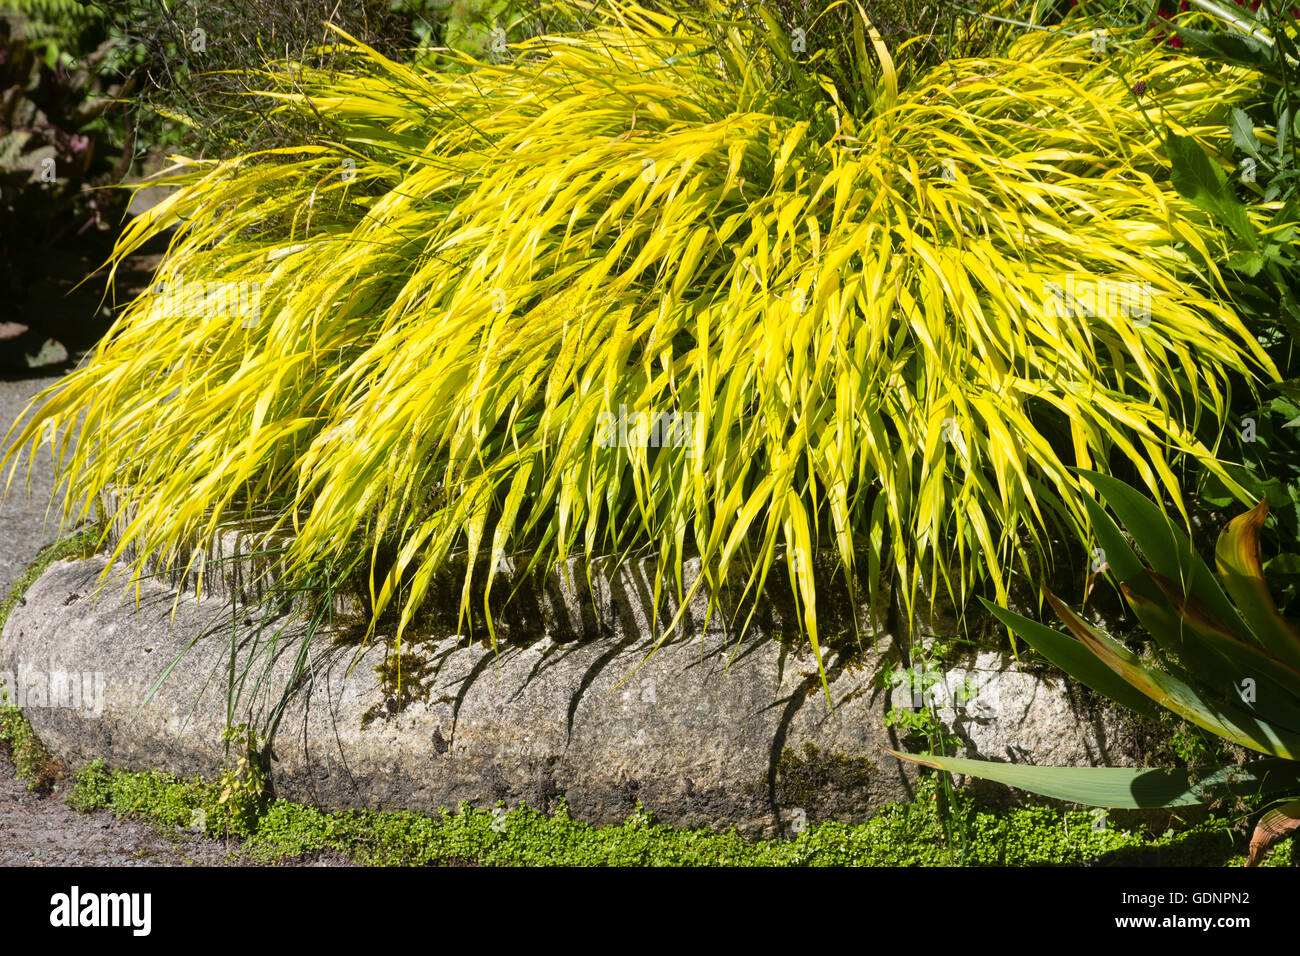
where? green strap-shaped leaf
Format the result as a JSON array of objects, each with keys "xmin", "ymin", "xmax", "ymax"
[
  {"xmin": 981, "ymin": 597, "xmax": 1161, "ymax": 719},
  {"xmin": 889, "ymin": 751, "xmax": 1300, "ymax": 809},
  {"xmin": 1080, "ymin": 492, "xmax": 1157, "ymax": 596},
  {"xmin": 1138, "ymin": 571, "xmax": 1300, "ymax": 734},
  {"xmin": 1079, "ymin": 494, "xmax": 1211, "ymax": 679},
  {"xmin": 1050, "ymin": 591, "xmax": 1300, "ymax": 759},
  {"xmin": 1115, "ymin": 582, "xmax": 1220, "ymax": 691},
  {"xmin": 1077, "ymin": 469, "xmax": 1249, "ymax": 636},
  {"xmin": 1216, "ymin": 498, "xmax": 1300, "ymax": 672}
]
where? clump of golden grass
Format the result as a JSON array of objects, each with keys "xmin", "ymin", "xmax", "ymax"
[{"xmin": 5, "ymin": 2, "xmax": 1278, "ymax": 692}]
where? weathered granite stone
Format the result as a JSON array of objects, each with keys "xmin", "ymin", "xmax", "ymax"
[{"xmin": 1, "ymin": 547, "xmax": 1149, "ymax": 837}]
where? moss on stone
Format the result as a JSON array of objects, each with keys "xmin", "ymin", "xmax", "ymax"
[
  {"xmin": 775, "ymin": 742, "xmax": 876, "ymax": 813},
  {"xmin": 0, "ymin": 520, "xmax": 102, "ymax": 635},
  {"xmin": 0, "ymin": 705, "xmax": 63, "ymax": 794}
]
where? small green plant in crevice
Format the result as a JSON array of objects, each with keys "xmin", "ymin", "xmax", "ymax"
[
  {"xmin": 1170, "ymin": 723, "xmax": 1217, "ymax": 768},
  {"xmin": 880, "ymin": 638, "xmax": 981, "ymax": 861},
  {"xmin": 215, "ymin": 723, "xmax": 268, "ymax": 835}
]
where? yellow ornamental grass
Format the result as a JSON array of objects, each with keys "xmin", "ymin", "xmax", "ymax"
[{"xmin": 5, "ymin": 3, "xmax": 1279, "ymax": 696}]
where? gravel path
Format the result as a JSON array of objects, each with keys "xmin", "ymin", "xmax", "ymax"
[{"xmin": 0, "ymin": 752, "xmax": 246, "ymax": 866}]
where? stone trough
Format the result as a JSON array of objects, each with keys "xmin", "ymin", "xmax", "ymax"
[{"xmin": 0, "ymin": 528, "xmax": 1152, "ymax": 838}]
